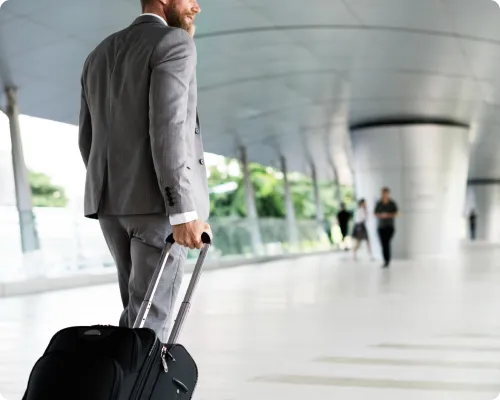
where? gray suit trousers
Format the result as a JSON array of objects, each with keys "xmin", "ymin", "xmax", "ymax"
[{"xmin": 98, "ymin": 214, "xmax": 187, "ymax": 342}]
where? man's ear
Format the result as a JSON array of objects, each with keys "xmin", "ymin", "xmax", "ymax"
[{"xmin": 158, "ymin": 0, "xmax": 168, "ymax": 5}]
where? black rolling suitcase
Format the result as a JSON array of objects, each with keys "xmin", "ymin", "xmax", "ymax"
[{"xmin": 22, "ymin": 233, "xmax": 212, "ymax": 400}]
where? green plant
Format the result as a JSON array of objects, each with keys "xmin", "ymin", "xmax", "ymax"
[{"xmin": 28, "ymin": 170, "xmax": 68, "ymax": 207}]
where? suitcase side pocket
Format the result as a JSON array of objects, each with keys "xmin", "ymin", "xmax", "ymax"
[{"xmin": 24, "ymin": 351, "xmax": 123, "ymax": 400}]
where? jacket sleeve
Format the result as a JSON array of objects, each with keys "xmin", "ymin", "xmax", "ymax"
[
  {"xmin": 149, "ymin": 29, "xmax": 197, "ymax": 217},
  {"xmin": 78, "ymin": 76, "xmax": 92, "ymax": 169}
]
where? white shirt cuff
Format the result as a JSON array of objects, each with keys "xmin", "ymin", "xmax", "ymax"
[{"xmin": 169, "ymin": 211, "xmax": 198, "ymax": 225}]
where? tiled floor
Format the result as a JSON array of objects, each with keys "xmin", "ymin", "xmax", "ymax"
[{"xmin": 2, "ymin": 243, "xmax": 500, "ymax": 399}]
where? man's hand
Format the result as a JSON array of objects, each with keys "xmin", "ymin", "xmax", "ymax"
[{"xmin": 172, "ymin": 219, "xmax": 211, "ymax": 249}]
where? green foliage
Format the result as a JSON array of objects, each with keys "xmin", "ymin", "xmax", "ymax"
[
  {"xmin": 28, "ymin": 170, "xmax": 68, "ymax": 207},
  {"xmin": 207, "ymin": 158, "xmax": 355, "ymax": 220},
  {"xmin": 208, "ymin": 159, "xmax": 243, "ymax": 217},
  {"xmin": 251, "ymin": 164, "xmax": 285, "ymax": 218}
]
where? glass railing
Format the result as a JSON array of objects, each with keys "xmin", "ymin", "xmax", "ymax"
[
  {"xmin": 186, "ymin": 216, "xmax": 334, "ymax": 260},
  {"xmin": 0, "ymin": 206, "xmax": 340, "ymax": 280}
]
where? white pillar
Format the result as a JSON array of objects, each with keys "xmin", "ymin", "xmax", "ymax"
[
  {"xmin": 6, "ymin": 87, "xmax": 40, "ymax": 253},
  {"xmin": 468, "ymin": 181, "xmax": 500, "ymax": 242},
  {"xmin": 351, "ymin": 123, "xmax": 470, "ymax": 259},
  {"xmin": 311, "ymin": 163, "xmax": 324, "ymax": 223},
  {"xmin": 332, "ymin": 165, "xmax": 343, "ymax": 206},
  {"xmin": 240, "ymin": 147, "xmax": 263, "ymax": 254},
  {"xmin": 281, "ymin": 155, "xmax": 298, "ymax": 245}
]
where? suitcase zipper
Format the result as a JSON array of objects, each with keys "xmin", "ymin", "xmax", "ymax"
[
  {"xmin": 131, "ymin": 338, "xmax": 160, "ymax": 399},
  {"xmin": 161, "ymin": 345, "xmax": 169, "ymax": 373}
]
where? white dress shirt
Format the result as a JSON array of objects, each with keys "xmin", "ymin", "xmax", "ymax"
[
  {"xmin": 140, "ymin": 13, "xmax": 198, "ymax": 226},
  {"xmin": 354, "ymin": 207, "xmax": 367, "ymax": 224}
]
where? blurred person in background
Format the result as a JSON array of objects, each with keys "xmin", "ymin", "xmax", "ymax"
[
  {"xmin": 352, "ymin": 199, "xmax": 373, "ymax": 261},
  {"xmin": 469, "ymin": 209, "xmax": 477, "ymax": 241},
  {"xmin": 374, "ymin": 187, "xmax": 399, "ymax": 268},
  {"xmin": 337, "ymin": 202, "xmax": 352, "ymax": 250}
]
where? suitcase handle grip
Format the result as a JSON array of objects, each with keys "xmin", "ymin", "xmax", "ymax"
[{"xmin": 166, "ymin": 232, "xmax": 212, "ymax": 245}]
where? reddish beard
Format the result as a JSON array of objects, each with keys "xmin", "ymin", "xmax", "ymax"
[{"xmin": 165, "ymin": 5, "xmax": 194, "ymax": 33}]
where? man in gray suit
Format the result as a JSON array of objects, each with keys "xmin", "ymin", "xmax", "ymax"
[{"xmin": 78, "ymin": 0, "xmax": 210, "ymax": 342}]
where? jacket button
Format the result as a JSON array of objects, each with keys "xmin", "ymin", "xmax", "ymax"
[
  {"xmin": 199, "ymin": 158, "xmax": 204, "ymax": 165},
  {"xmin": 195, "ymin": 128, "xmax": 200, "ymax": 134}
]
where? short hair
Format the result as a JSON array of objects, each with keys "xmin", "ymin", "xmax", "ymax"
[
  {"xmin": 358, "ymin": 198, "xmax": 365, "ymax": 206},
  {"xmin": 381, "ymin": 186, "xmax": 390, "ymax": 193}
]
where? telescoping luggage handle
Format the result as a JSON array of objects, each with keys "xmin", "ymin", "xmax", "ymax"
[{"xmin": 133, "ymin": 232, "xmax": 212, "ymax": 345}]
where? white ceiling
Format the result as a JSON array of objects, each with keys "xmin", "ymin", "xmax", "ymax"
[{"xmin": 2, "ymin": 0, "xmax": 500, "ymax": 183}]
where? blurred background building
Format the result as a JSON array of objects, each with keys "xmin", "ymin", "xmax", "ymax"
[{"xmin": 4, "ymin": 0, "xmax": 500, "ymax": 285}]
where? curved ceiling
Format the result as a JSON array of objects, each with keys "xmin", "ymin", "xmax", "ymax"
[{"xmin": 2, "ymin": 0, "xmax": 500, "ymax": 183}]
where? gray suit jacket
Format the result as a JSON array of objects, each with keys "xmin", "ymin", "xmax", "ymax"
[{"xmin": 78, "ymin": 15, "xmax": 209, "ymax": 222}]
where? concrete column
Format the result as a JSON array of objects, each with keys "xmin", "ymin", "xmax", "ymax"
[
  {"xmin": 280, "ymin": 155, "xmax": 298, "ymax": 245},
  {"xmin": 311, "ymin": 163, "xmax": 324, "ymax": 223},
  {"xmin": 240, "ymin": 147, "xmax": 263, "ymax": 255},
  {"xmin": 351, "ymin": 122, "xmax": 470, "ymax": 259},
  {"xmin": 6, "ymin": 87, "xmax": 40, "ymax": 253},
  {"xmin": 332, "ymin": 165, "xmax": 343, "ymax": 206},
  {"xmin": 467, "ymin": 181, "xmax": 500, "ymax": 242}
]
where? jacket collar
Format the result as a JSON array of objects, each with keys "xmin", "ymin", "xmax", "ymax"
[{"xmin": 131, "ymin": 13, "xmax": 168, "ymax": 27}]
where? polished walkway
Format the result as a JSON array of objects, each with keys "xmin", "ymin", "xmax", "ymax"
[{"xmin": 2, "ymin": 244, "xmax": 500, "ymax": 399}]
